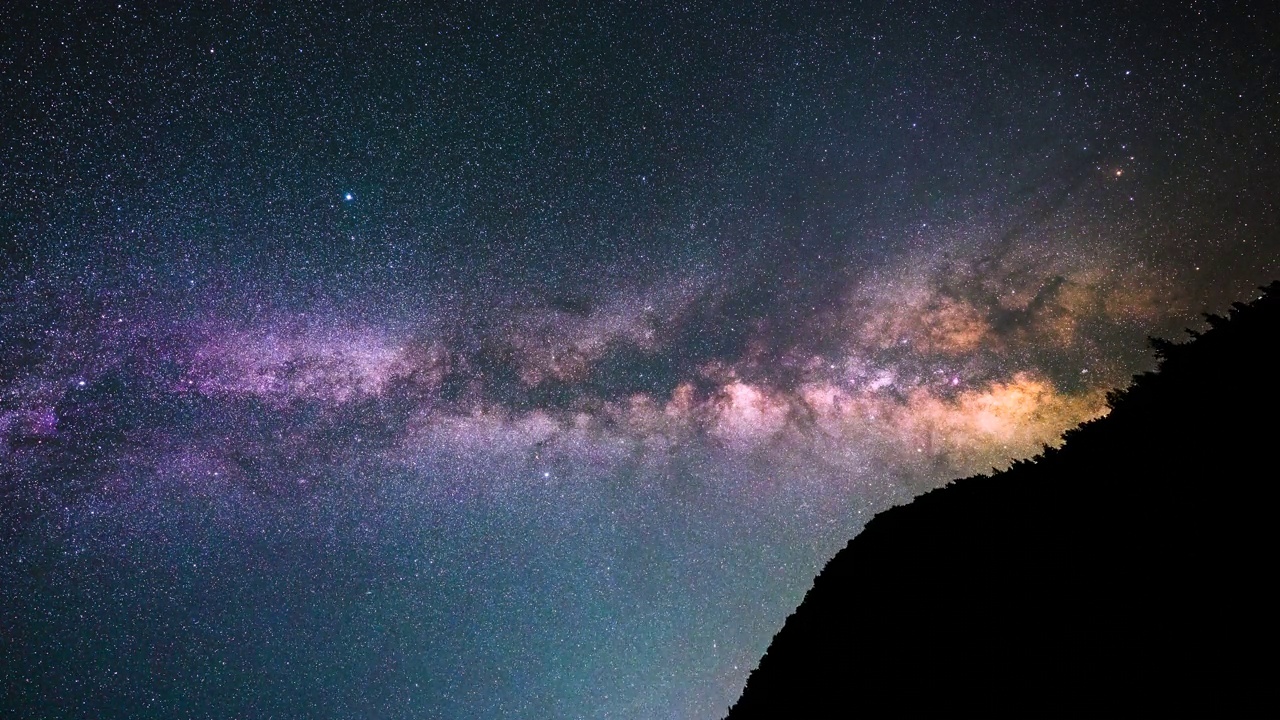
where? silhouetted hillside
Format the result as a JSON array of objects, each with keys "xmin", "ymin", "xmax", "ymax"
[{"xmin": 728, "ymin": 282, "xmax": 1280, "ymax": 718}]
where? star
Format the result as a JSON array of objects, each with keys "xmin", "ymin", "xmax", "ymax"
[{"xmin": 3, "ymin": 4, "xmax": 1276, "ymax": 719}]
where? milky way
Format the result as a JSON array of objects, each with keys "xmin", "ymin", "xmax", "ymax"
[{"xmin": 3, "ymin": 3, "xmax": 1278, "ymax": 718}]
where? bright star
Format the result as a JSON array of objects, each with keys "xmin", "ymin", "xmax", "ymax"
[{"xmin": 344, "ymin": 192, "xmax": 354, "ymax": 201}]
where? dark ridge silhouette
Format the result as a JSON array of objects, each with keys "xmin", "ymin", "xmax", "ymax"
[{"xmin": 727, "ymin": 282, "xmax": 1280, "ymax": 718}]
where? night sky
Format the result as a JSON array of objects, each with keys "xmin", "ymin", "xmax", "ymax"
[{"xmin": 2, "ymin": 2, "xmax": 1277, "ymax": 718}]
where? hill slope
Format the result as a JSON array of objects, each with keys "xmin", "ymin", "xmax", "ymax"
[{"xmin": 728, "ymin": 282, "xmax": 1280, "ymax": 717}]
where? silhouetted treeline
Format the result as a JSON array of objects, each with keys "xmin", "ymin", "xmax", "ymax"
[{"xmin": 727, "ymin": 281, "xmax": 1280, "ymax": 718}]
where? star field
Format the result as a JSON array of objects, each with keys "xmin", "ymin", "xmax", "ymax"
[{"xmin": 2, "ymin": 2, "xmax": 1278, "ymax": 718}]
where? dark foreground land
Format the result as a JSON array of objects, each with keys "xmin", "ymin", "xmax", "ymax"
[{"xmin": 729, "ymin": 283, "xmax": 1280, "ymax": 718}]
